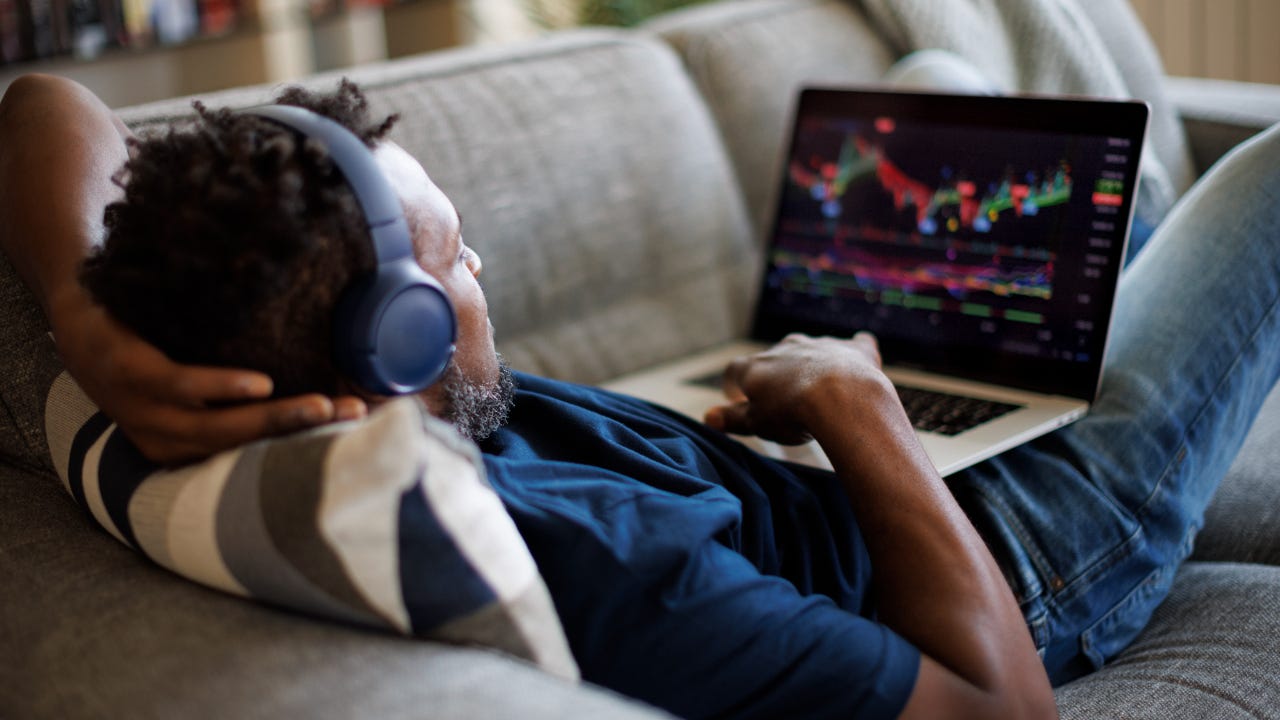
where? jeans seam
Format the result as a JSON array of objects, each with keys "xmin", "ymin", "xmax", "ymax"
[
  {"xmin": 1054, "ymin": 525, "xmax": 1145, "ymax": 606},
  {"xmin": 1132, "ymin": 285, "xmax": 1280, "ymax": 522},
  {"xmin": 1061, "ymin": 296, "xmax": 1280, "ymax": 606}
]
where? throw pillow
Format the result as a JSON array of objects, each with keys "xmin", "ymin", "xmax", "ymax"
[{"xmin": 43, "ymin": 371, "xmax": 579, "ymax": 681}]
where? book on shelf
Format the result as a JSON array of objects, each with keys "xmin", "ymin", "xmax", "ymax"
[
  {"xmin": 198, "ymin": 0, "xmax": 235, "ymax": 35},
  {"xmin": 23, "ymin": 0, "xmax": 60, "ymax": 59},
  {"xmin": 0, "ymin": 0, "xmax": 239, "ymax": 65},
  {"xmin": 0, "ymin": 0, "xmax": 23, "ymax": 63}
]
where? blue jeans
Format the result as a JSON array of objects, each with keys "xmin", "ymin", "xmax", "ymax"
[{"xmin": 947, "ymin": 121, "xmax": 1280, "ymax": 684}]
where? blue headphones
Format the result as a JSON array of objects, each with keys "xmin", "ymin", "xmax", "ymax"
[{"xmin": 243, "ymin": 105, "xmax": 457, "ymax": 395}]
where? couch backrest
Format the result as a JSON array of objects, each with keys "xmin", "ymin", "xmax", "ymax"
[
  {"xmin": 651, "ymin": 0, "xmax": 1197, "ymax": 236},
  {"xmin": 1066, "ymin": 0, "xmax": 1196, "ymax": 200},
  {"xmin": 118, "ymin": 30, "xmax": 757, "ymax": 386},
  {"xmin": 648, "ymin": 0, "xmax": 897, "ymax": 238}
]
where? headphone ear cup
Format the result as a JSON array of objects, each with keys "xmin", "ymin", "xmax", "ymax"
[
  {"xmin": 240, "ymin": 106, "xmax": 458, "ymax": 396},
  {"xmin": 333, "ymin": 259, "xmax": 457, "ymax": 395}
]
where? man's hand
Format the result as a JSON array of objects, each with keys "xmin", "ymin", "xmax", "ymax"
[
  {"xmin": 0, "ymin": 75, "xmax": 366, "ymax": 466},
  {"xmin": 51, "ymin": 294, "xmax": 366, "ymax": 465},
  {"xmin": 707, "ymin": 331, "xmax": 1057, "ymax": 719},
  {"xmin": 704, "ymin": 332, "xmax": 905, "ymax": 446}
]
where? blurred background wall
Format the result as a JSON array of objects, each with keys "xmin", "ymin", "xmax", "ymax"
[{"xmin": 0, "ymin": 0, "xmax": 1275, "ymax": 109}]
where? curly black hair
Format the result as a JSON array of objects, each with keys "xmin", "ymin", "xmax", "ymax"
[{"xmin": 81, "ymin": 79, "xmax": 400, "ymax": 398}]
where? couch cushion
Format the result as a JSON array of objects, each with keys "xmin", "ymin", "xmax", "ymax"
[
  {"xmin": 1073, "ymin": 0, "xmax": 1196, "ymax": 197},
  {"xmin": 0, "ymin": 251, "xmax": 61, "ymax": 473},
  {"xmin": 648, "ymin": 0, "xmax": 896, "ymax": 239},
  {"xmin": 41, "ymin": 373, "xmax": 577, "ymax": 680},
  {"xmin": 1054, "ymin": 562, "xmax": 1280, "ymax": 718},
  {"xmin": 118, "ymin": 30, "xmax": 757, "ymax": 385},
  {"xmin": 0, "ymin": 459, "xmax": 669, "ymax": 720},
  {"xmin": 653, "ymin": 0, "xmax": 1199, "ymax": 238}
]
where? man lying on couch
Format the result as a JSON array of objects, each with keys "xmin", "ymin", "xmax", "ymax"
[{"xmin": 3, "ymin": 74, "xmax": 1279, "ymax": 720}]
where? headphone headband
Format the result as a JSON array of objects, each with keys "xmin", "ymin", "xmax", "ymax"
[
  {"xmin": 239, "ymin": 104, "xmax": 458, "ymax": 395},
  {"xmin": 242, "ymin": 105, "xmax": 413, "ymax": 265}
]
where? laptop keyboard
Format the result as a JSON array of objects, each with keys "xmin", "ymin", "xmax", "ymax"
[
  {"xmin": 894, "ymin": 386, "xmax": 1021, "ymax": 436},
  {"xmin": 684, "ymin": 371, "xmax": 1021, "ymax": 436},
  {"xmin": 686, "ymin": 370, "xmax": 731, "ymax": 390}
]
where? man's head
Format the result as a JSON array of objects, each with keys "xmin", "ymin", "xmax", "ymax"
[{"xmin": 81, "ymin": 81, "xmax": 513, "ymax": 440}]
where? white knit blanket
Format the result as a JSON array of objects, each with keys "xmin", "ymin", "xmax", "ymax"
[{"xmin": 855, "ymin": 0, "xmax": 1191, "ymax": 225}]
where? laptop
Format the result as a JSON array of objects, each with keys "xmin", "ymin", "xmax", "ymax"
[{"xmin": 603, "ymin": 87, "xmax": 1149, "ymax": 476}]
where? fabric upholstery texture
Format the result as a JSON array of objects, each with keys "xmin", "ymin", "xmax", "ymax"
[
  {"xmin": 41, "ymin": 374, "xmax": 577, "ymax": 680},
  {"xmin": 1193, "ymin": 383, "xmax": 1280, "ymax": 566},
  {"xmin": 0, "ymin": 462, "xmax": 663, "ymax": 720},
  {"xmin": 0, "ymin": 252, "xmax": 60, "ymax": 473},
  {"xmin": 648, "ymin": 0, "xmax": 896, "ymax": 239},
  {"xmin": 1054, "ymin": 562, "xmax": 1280, "ymax": 718}
]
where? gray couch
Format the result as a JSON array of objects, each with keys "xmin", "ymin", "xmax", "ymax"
[{"xmin": 4, "ymin": 0, "xmax": 1280, "ymax": 717}]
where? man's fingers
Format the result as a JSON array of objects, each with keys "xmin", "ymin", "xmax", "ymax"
[
  {"xmin": 164, "ymin": 366, "xmax": 275, "ymax": 407},
  {"xmin": 108, "ymin": 345, "xmax": 276, "ymax": 407},
  {"xmin": 333, "ymin": 396, "xmax": 369, "ymax": 422},
  {"xmin": 221, "ymin": 394, "xmax": 337, "ymax": 437},
  {"xmin": 126, "ymin": 395, "xmax": 339, "ymax": 464},
  {"xmin": 722, "ymin": 357, "xmax": 750, "ymax": 402},
  {"xmin": 851, "ymin": 331, "xmax": 882, "ymax": 367},
  {"xmin": 704, "ymin": 402, "xmax": 753, "ymax": 435}
]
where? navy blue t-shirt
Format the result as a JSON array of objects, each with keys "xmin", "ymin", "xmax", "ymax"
[{"xmin": 481, "ymin": 373, "xmax": 920, "ymax": 720}]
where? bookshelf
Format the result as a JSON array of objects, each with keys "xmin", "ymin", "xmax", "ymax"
[{"xmin": 0, "ymin": 0, "xmax": 467, "ymax": 107}]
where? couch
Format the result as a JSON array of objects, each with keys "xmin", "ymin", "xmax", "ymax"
[{"xmin": 4, "ymin": 0, "xmax": 1280, "ymax": 717}]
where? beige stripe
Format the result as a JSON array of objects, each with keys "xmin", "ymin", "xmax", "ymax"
[
  {"xmin": 319, "ymin": 398, "xmax": 426, "ymax": 631},
  {"xmin": 217, "ymin": 437, "xmax": 384, "ymax": 626},
  {"xmin": 258, "ymin": 428, "xmax": 389, "ymax": 622},
  {"xmin": 163, "ymin": 450, "xmax": 248, "ymax": 595},
  {"xmin": 506, "ymin": 579, "xmax": 581, "ymax": 682},
  {"xmin": 43, "ymin": 371, "xmax": 102, "ymax": 495},
  {"xmin": 419, "ymin": 412, "xmax": 538, "ymax": 606},
  {"xmin": 128, "ymin": 459, "xmax": 209, "ymax": 575}
]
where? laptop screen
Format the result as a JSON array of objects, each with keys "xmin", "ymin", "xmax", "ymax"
[{"xmin": 752, "ymin": 88, "xmax": 1149, "ymax": 400}]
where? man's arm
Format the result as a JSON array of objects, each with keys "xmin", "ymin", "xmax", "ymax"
[
  {"xmin": 0, "ymin": 74, "xmax": 364, "ymax": 465},
  {"xmin": 706, "ymin": 333, "xmax": 1058, "ymax": 720}
]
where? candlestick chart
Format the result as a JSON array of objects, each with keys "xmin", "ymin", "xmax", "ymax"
[
  {"xmin": 769, "ymin": 122, "xmax": 1077, "ymax": 319},
  {"xmin": 788, "ymin": 133, "xmax": 1073, "ymax": 235}
]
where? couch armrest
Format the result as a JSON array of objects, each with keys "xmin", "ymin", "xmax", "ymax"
[{"xmin": 1165, "ymin": 76, "xmax": 1280, "ymax": 176}]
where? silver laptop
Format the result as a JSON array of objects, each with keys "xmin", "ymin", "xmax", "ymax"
[{"xmin": 604, "ymin": 87, "xmax": 1149, "ymax": 476}]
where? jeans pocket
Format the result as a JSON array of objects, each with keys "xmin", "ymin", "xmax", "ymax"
[
  {"xmin": 1078, "ymin": 559, "xmax": 1176, "ymax": 670},
  {"xmin": 1021, "ymin": 593, "xmax": 1051, "ymax": 656},
  {"xmin": 985, "ymin": 509, "xmax": 1051, "ymax": 654}
]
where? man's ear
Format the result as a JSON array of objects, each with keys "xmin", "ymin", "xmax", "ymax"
[{"xmin": 414, "ymin": 380, "xmax": 451, "ymax": 421}]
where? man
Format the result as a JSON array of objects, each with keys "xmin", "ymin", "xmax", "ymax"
[{"xmin": 2, "ymin": 74, "xmax": 1278, "ymax": 720}]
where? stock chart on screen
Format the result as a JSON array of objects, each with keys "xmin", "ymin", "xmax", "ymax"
[
  {"xmin": 751, "ymin": 89, "xmax": 1145, "ymax": 398},
  {"xmin": 762, "ymin": 113, "xmax": 1129, "ymax": 340}
]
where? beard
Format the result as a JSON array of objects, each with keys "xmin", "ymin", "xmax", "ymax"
[{"xmin": 438, "ymin": 354, "xmax": 516, "ymax": 441}]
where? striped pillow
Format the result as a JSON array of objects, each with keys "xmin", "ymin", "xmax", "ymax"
[{"xmin": 43, "ymin": 371, "xmax": 578, "ymax": 681}]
